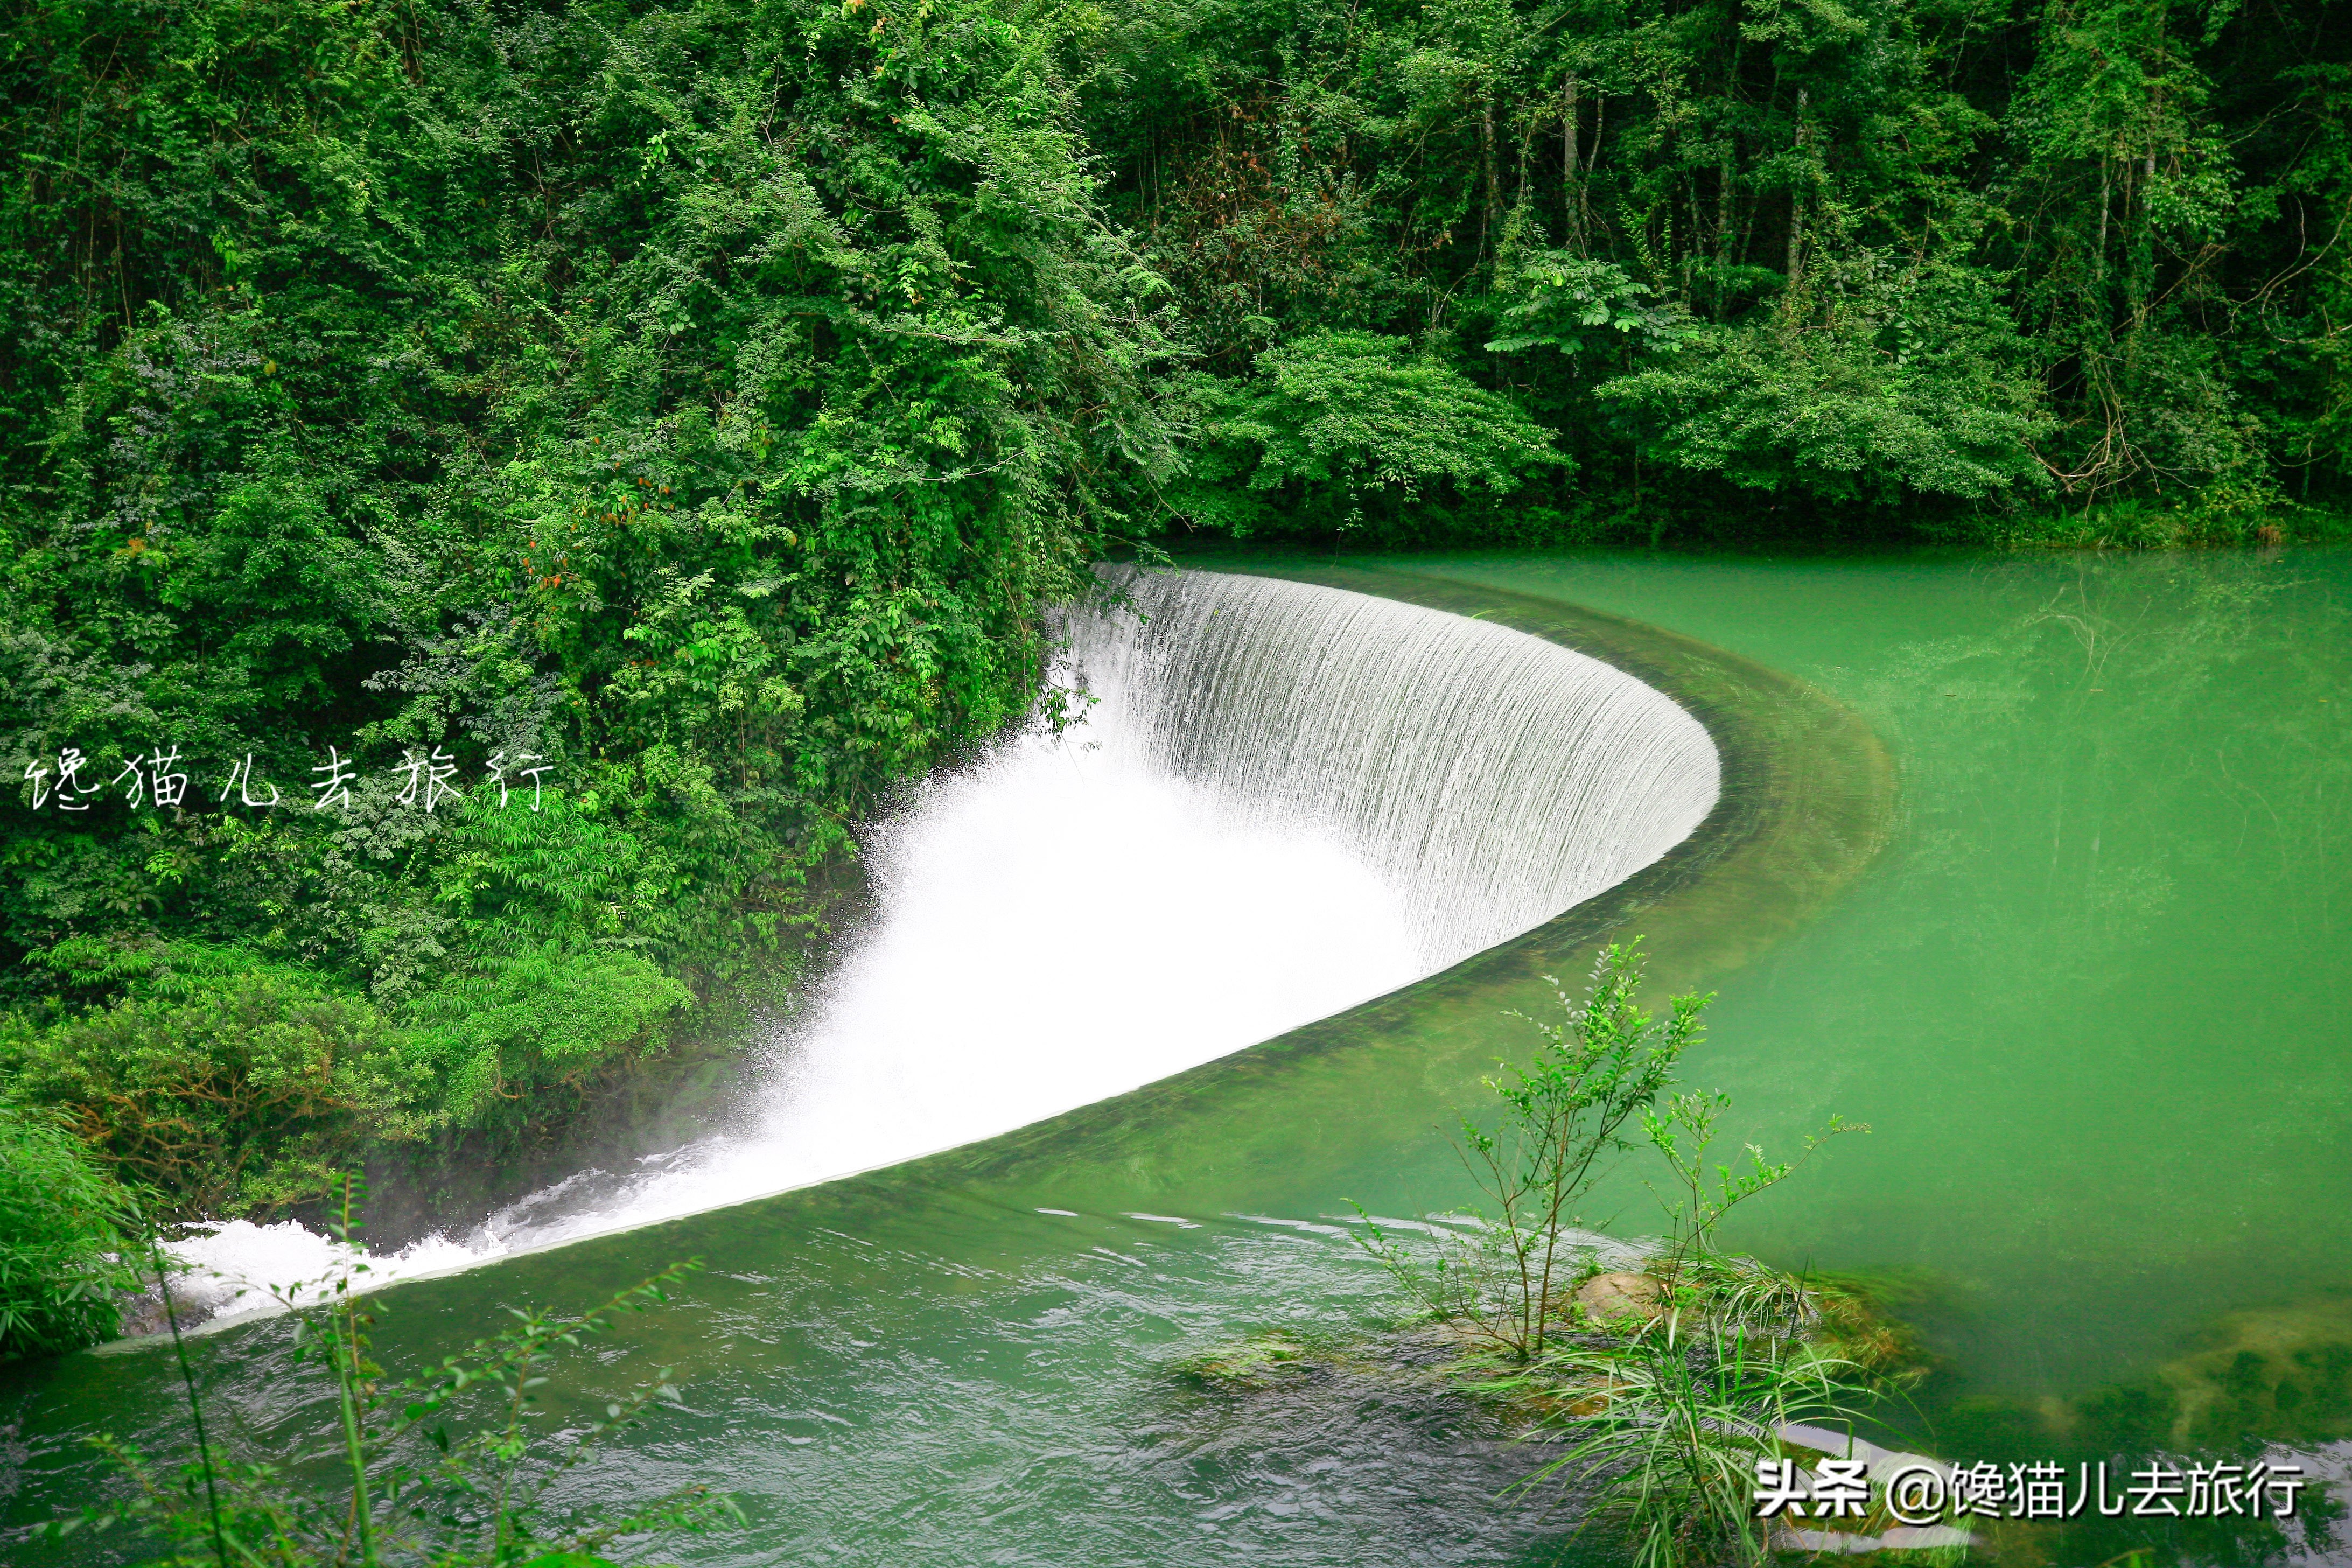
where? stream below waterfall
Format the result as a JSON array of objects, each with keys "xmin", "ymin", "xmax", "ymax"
[{"xmin": 6, "ymin": 548, "xmax": 2351, "ymax": 1567}]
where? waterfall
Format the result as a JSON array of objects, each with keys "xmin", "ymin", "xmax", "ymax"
[
  {"xmin": 169, "ymin": 568, "xmax": 1721, "ymax": 1313},
  {"xmin": 1068, "ymin": 566, "xmax": 1720, "ymax": 970}
]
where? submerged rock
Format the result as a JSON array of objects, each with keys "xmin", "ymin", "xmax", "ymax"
[{"xmin": 1574, "ymin": 1270, "xmax": 1663, "ymax": 1324}]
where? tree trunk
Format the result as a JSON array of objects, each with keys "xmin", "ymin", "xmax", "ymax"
[
  {"xmin": 1481, "ymin": 93, "xmax": 1502, "ymax": 256},
  {"xmin": 1563, "ymin": 73, "xmax": 1584, "ymax": 253},
  {"xmin": 1784, "ymin": 87, "xmax": 1809, "ymax": 294}
]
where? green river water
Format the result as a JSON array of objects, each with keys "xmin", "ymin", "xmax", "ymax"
[{"xmin": 4, "ymin": 547, "xmax": 2348, "ymax": 1565}]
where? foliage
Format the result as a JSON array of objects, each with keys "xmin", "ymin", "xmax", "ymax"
[
  {"xmin": 1480, "ymin": 1319, "xmax": 1867, "ymax": 1568},
  {"xmin": 1084, "ymin": 0, "xmax": 2352, "ymax": 542},
  {"xmin": 51, "ymin": 1184, "xmax": 735, "ymax": 1567},
  {"xmin": 1643, "ymin": 1086, "xmax": 1864, "ymax": 1287},
  {"xmin": 0, "ymin": 1100, "xmax": 143, "ymax": 1358},
  {"xmin": 3, "ymin": 932, "xmax": 696, "ymax": 1220},
  {"xmin": 4, "ymin": 0, "xmax": 2344, "ymax": 1216},
  {"xmin": 1598, "ymin": 255, "xmax": 2053, "ymax": 505},
  {"xmin": 1175, "ymin": 330, "xmax": 1565, "ymax": 538},
  {"xmin": 1486, "ymin": 253, "xmax": 1693, "ymax": 366},
  {"xmin": 401, "ymin": 947, "xmax": 695, "ymax": 1140},
  {"xmin": 1353, "ymin": 940, "xmax": 1862, "ymax": 1363},
  {"xmin": 0, "ymin": 0, "xmax": 1178, "ymax": 1214},
  {"xmin": 3, "ymin": 956, "xmax": 435, "ymax": 1219},
  {"xmin": 1345, "ymin": 941, "xmax": 1882, "ymax": 1563},
  {"xmin": 1355, "ymin": 942, "xmax": 1704, "ymax": 1361}
]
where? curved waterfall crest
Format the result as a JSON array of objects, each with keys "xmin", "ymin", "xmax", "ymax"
[
  {"xmin": 1064, "ymin": 566, "xmax": 1721, "ymax": 970},
  {"xmin": 168, "ymin": 568, "xmax": 1724, "ymax": 1308}
]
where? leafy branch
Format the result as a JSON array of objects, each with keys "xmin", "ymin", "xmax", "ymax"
[{"xmin": 48, "ymin": 1176, "xmax": 737, "ymax": 1568}]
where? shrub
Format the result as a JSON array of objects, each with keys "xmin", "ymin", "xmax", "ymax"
[
  {"xmin": 1351, "ymin": 941, "xmax": 1706, "ymax": 1361},
  {"xmin": 4, "ymin": 969, "xmax": 433, "ymax": 1218},
  {"xmin": 1599, "ymin": 255, "xmax": 2052, "ymax": 507},
  {"xmin": 404, "ymin": 944, "xmax": 696, "ymax": 1137},
  {"xmin": 1175, "ymin": 331, "xmax": 1564, "ymax": 539},
  {"xmin": 0, "ymin": 1101, "xmax": 141, "ymax": 1358}
]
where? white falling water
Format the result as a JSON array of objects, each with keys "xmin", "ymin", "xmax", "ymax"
[
  {"xmin": 1073, "ymin": 566, "xmax": 1720, "ymax": 968},
  {"xmin": 170, "ymin": 569, "xmax": 1719, "ymax": 1317}
]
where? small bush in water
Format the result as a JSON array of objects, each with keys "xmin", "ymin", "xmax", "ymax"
[
  {"xmin": 1351, "ymin": 940, "xmax": 1873, "ymax": 1568},
  {"xmin": 1350, "ymin": 940, "xmax": 1705, "ymax": 1360}
]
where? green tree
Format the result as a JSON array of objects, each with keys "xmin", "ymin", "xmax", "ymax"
[{"xmin": 1177, "ymin": 330, "xmax": 1564, "ymax": 538}]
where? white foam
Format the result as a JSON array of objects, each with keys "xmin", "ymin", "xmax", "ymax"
[{"xmin": 165, "ymin": 1220, "xmax": 494, "ymax": 1321}]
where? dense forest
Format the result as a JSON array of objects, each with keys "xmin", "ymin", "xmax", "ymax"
[{"xmin": 0, "ymin": 0, "xmax": 2344, "ymax": 1350}]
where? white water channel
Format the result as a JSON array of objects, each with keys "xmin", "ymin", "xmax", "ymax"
[{"xmin": 171, "ymin": 569, "xmax": 1719, "ymax": 1318}]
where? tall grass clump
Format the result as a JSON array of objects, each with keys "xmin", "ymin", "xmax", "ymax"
[
  {"xmin": 0, "ymin": 1100, "xmax": 142, "ymax": 1358},
  {"xmin": 1483, "ymin": 1320, "xmax": 1868, "ymax": 1568}
]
